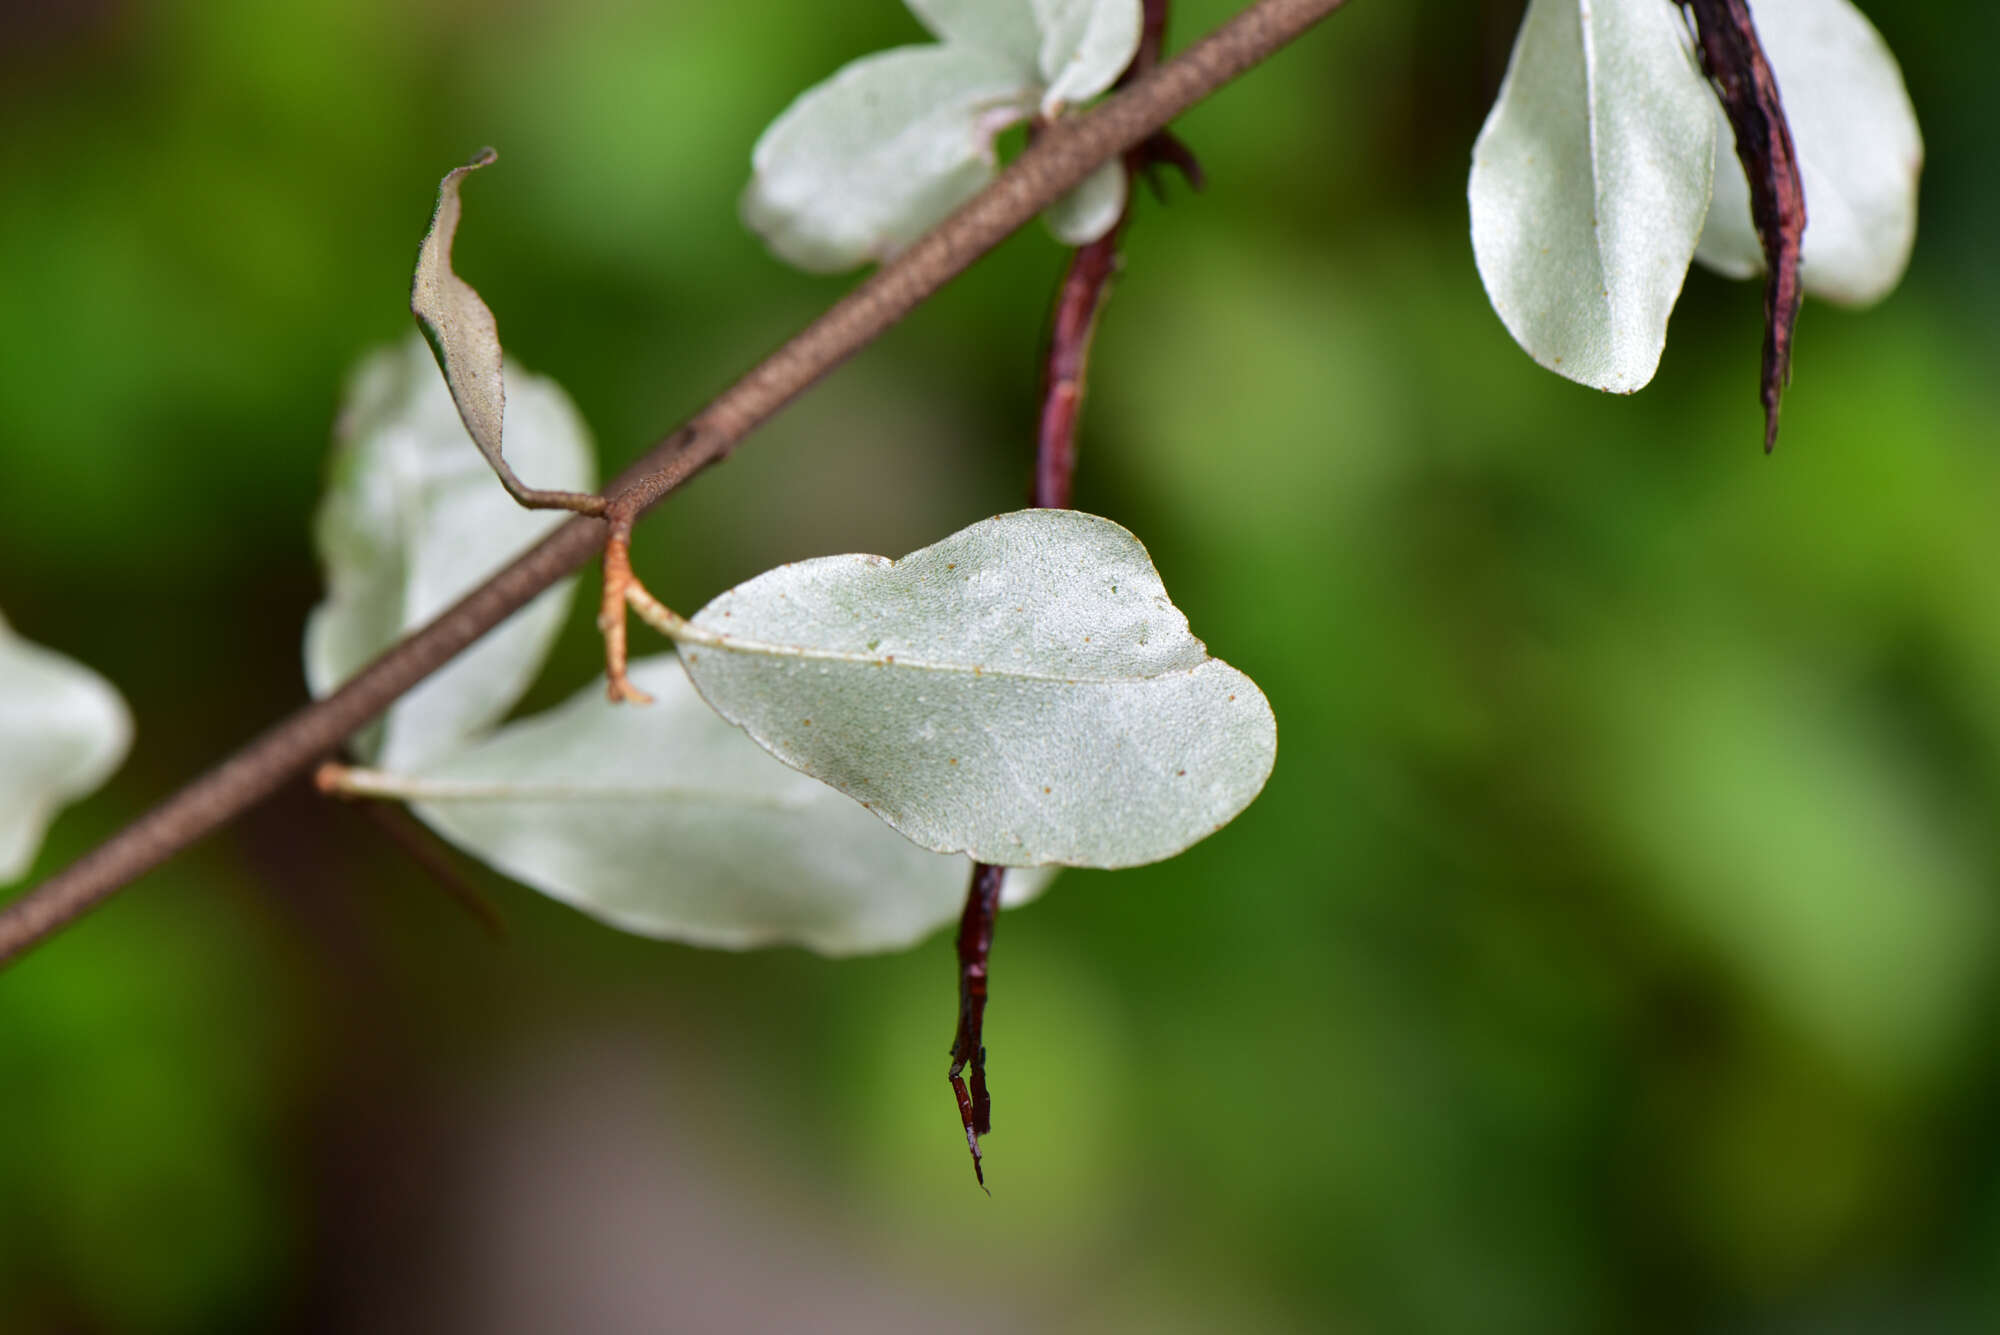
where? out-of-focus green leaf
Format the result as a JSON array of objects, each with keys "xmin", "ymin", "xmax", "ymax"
[
  {"xmin": 1693, "ymin": 0, "xmax": 1922, "ymax": 305},
  {"xmin": 304, "ymin": 336, "xmax": 595, "ymax": 771},
  {"xmin": 741, "ymin": 45, "xmax": 1039, "ymax": 273},
  {"xmin": 671, "ymin": 510, "xmax": 1276, "ymax": 868},
  {"xmin": 338, "ymin": 656, "xmax": 1051, "ymax": 955},
  {"xmin": 1583, "ymin": 627, "xmax": 1986, "ymax": 1089},
  {"xmin": 1469, "ymin": 0, "xmax": 1716, "ymax": 391},
  {"xmin": 410, "ymin": 149, "xmax": 600, "ymax": 510},
  {"xmin": 0, "ymin": 613, "xmax": 131, "ymax": 882}
]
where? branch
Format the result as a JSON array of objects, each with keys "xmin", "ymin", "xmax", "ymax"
[{"xmin": 0, "ymin": 0, "xmax": 1353, "ymax": 969}]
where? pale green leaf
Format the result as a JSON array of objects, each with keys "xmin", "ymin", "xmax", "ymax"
[
  {"xmin": 1693, "ymin": 0, "xmax": 1922, "ymax": 306},
  {"xmin": 1032, "ymin": 0, "xmax": 1144, "ymax": 113},
  {"xmin": 363, "ymin": 657, "xmax": 1051, "ymax": 955},
  {"xmin": 742, "ymin": 45, "xmax": 1039, "ymax": 273},
  {"xmin": 906, "ymin": 0, "xmax": 1044, "ymax": 75},
  {"xmin": 673, "ymin": 510, "xmax": 1276, "ymax": 868},
  {"xmin": 1469, "ymin": 0, "xmax": 1716, "ymax": 391},
  {"xmin": 0, "ymin": 612, "xmax": 131, "ymax": 883},
  {"xmin": 1045, "ymin": 157, "xmax": 1127, "ymax": 246},
  {"xmin": 304, "ymin": 336, "xmax": 595, "ymax": 770}
]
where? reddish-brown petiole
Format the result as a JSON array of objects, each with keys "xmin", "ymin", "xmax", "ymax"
[{"xmin": 597, "ymin": 507, "xmax": 655, "ymax": 704}]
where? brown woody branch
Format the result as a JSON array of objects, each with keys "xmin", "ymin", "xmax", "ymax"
[{"xmin": 0, "ymin": 0, "xmax": 1353, "ymax": 968}]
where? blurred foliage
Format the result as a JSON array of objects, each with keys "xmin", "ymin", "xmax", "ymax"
[{"xmin": 3, "ymin": 0, "xmax": 1998, "ymax": 1330}]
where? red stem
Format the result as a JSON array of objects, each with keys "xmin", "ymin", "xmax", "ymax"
[
  {"xmin": 948, "ymin": 0, "xmax": 1176, "ymax": 1189},
  {"xmin": 1033, "ymin": 224, "xmax": 1127, "ymax": 509},
  {"xmin": 948, "ymin": 863, "xmax": 1007, "ymax": 1189}
]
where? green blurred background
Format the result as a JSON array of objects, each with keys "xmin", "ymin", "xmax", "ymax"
[{"xmin": 3, "ymin": 0, "xmax": 1997, "ymax": 1329}]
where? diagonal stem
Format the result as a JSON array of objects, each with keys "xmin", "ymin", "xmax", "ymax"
[{"xmin": 0, "ymin": 0, "xmax": 1353, "ymax": 969}]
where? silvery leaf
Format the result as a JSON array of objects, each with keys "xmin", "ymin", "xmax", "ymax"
[
  {"xmin": 304, "ymin": 336, "xmax": 595, "ymax": 770},
  {"xmin": 1469, "ymin": 0, "xmax": 1717, "ymax": 391},
  {"xmin": 1032, "ymin": 0, "xmax": 1144, "ymax": 112},
  {"xmin": 0, "ymin": 613, "xmax": 131, "ymax": 883},
  {"xmin": 742, "ymin": 45, "xmax": 1039, "ymax": 273},
  {"xmin": 673, "ymin": 510, "xmax": 1276, "ymax": 868},
  {"xmin": 366, "ymin": 657, "xmax": 1051, "ymax": 955},
  {"xmin": 905, "ymin": 0, "xmax": 1044, "ymax": 75},
  {"xmin": 1693, "ymin": 0, "xmax": 1921, "ymax": 305},
  {"xmin": 1045, "ymin": 158, "xmax": 1127, "ymax": 246}
]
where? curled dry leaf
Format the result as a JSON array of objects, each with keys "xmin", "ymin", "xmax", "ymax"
[
  {"xmin": 336, "ymin": 657, "xmax": 1052, "ymax": 955},
  {"xmin": 669, "ymin": 509, "xmax": 1277, "ymax": 869},
  {"xmin": 1676, "ymin": 0, "xmax": 1806, "ymax": 452},
  {"xmin": 411, "ymin": 149, "xmax": 603, "ymax": 513},
  {"xmin": 1692, "ymin": 0, "xmax": 1922, "ymax": 307},
  {"xmin": 0, "ymin": 613, "xmax": 132, "ymax": 882}
]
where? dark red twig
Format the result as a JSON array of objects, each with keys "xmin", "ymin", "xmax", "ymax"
[
  {"xmin": 1676, "ymin": 0, "xmax": 1806, "ymax": 453},
  {"xmin": 948, "ymin": 863, "xmax": 1007, "ymax": 1189},
  {"xmin": 0, "ymin": 0, "xmax": 1352, "ymax": 970},
  {"xmin": 1033, "ymin": 224, "xmax": 1126, "ymax": 509}
]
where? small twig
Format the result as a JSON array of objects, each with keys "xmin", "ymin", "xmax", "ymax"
[
  {"xmin": 1034, "ymin": 226, "xmax": 1126, "ymax": 509},
  {"xmin": 0, "ymin": 0, "xmax": 1354, "ymax": 969},
  {"xmin": 1675, "ymin": 0, "xmax": 1806, "ymax": 453},
  {"xmin": 948, "ymin": 862, "xmax": 1008, "ymax": 1190},
  {"xmin": 316, "ymin": 763, "xmax": 508, "ymax": 940}
]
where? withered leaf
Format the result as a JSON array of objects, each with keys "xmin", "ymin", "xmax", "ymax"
[
  {"xmin": 1677, "ymin": 0, "xmax": 1806, "ymax": 452},
  {"xmin": 411, "ymin": 149, "xmax": 604, "ymax": 511}
]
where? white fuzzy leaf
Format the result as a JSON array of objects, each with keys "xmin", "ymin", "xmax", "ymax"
[
  {"xmin": 674, "ymin": 510, "xmax": 1276, "ymax": 869},
  {"xmin": 905, "ymin": 0, "xmax": 1045, "ymax": 75},
  {"xmin": 0, "ymin": 613, "xmax": 131, "ymax": 883},
  {"xmin": 1693, "ymin": 0, "xmax": 1922, "ymax": 305},
  {"xmin": 1032, "ymin": 0, "xmax": 1144, "ymax": 112},
  {"xmin": 1045, "ymin": 157, "xmax": 1127, "ymax": 245},
  {"xmin": 742, "ymin": 45, "xmax": 1038, "ymax": 273},
  {"xmin": 383, "ymin": 657, "xmax": 1050, "ymax": 955},
  {"xmin": 1469, "ymin": 0, "xmax": 1716, "ymax": 391},
  {"xmin": 304, "ymin": 336, "xmax": 595, "ymax": 770}
]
